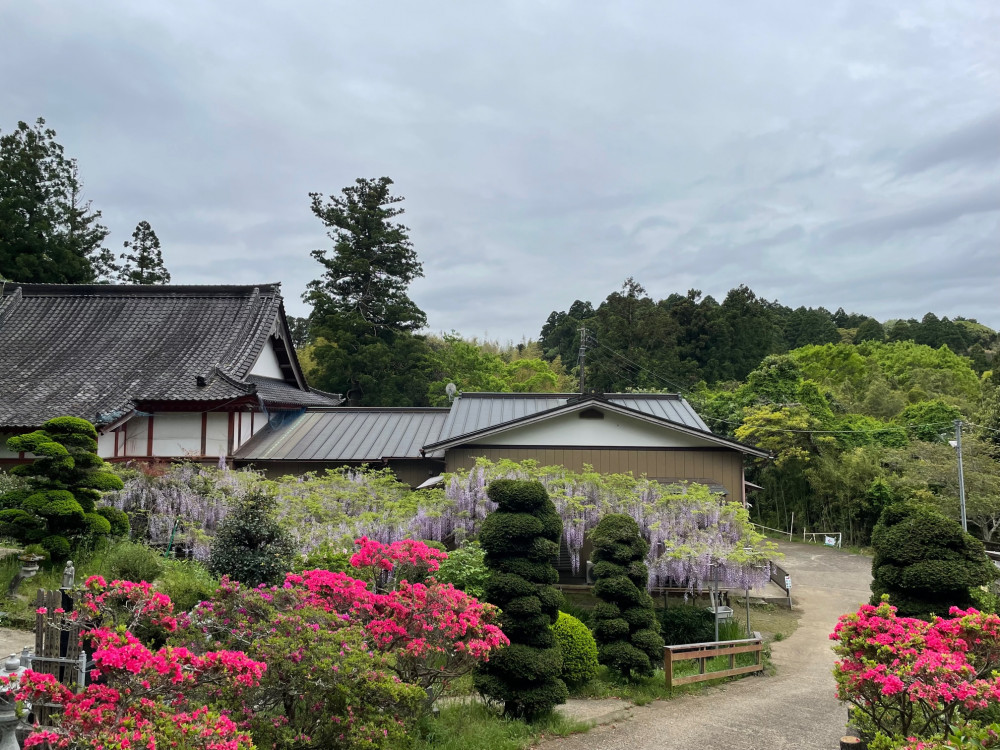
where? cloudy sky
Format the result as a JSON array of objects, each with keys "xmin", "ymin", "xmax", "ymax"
[{"xmin": 2, "ymin": 1, "xmax": 998, "ymax": 341}]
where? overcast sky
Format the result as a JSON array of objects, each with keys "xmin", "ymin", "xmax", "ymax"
[{"xmin": 2, "ymin": 1, "xmax": 998, "ymax": 341}]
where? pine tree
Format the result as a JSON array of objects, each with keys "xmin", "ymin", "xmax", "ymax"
[
  {"xmin": 0, "ymin": 417, "xmax": 124, "ymax": 559},
  {"xmin": 305, "ymin": 177, "xmax": 431, "ymax": 405},
  {"xmin": 0, "ymin": 118, "xmax": 112, "ymax": 283},
  {"xmin": 116, "ymin": 220, "xmax": 171, "ymax": 284}
]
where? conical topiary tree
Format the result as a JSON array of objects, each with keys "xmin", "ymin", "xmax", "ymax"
[
  {"xmin": 590, "ymin": 513, "xmax": 664, "ymax": 678},
  {"xmin": 871, "ymin": 501, "xmax": 998, "ymax": 620},
  {"xmin": 474, "ymin": 479, "xmax": 568, "ymax": 719},
  {"xmin": 0, "ymin": 417, "xmax": 124, "ymax": 559},
  {"xmin": 208, "ymin": 486, "xmax": 295, "ymax": 587}
]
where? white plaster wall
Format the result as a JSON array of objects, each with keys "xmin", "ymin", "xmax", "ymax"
[
  {"xmin": 97, "ymin": 430, "xmax": 116, "ymax": 458},
  {"xmin": 474, "ymin": 408, "xmax": 719, "ymax": 448},
  {"xmin": 249, "ymin": 339, "xmax": 285, "ymax": 379},
  {"xmin": 151, "ymin": 413, "xmax": 203, "ymax": 457},
  {"xmin": 205, "ymin": 413, "xmax": 229, "ymax": 458},
  {"xmin": 124, "ymin": 417, "xmax": 150, "ymax": 456}
]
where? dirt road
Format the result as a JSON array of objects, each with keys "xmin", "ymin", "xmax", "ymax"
[{"xmin": 539, "ymin": 541, "xmax": 872, "ymax": 750}]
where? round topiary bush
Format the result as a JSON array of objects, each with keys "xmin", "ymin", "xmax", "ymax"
[
  {"xmin": 474, "ymin": 479, "xmax": 568, "ymax": 719},
  {"xmin": 96, "ymin": 506, "xmax": 130, "ymax": 537},
  {"xmin": 41, "ymin": 534, "xmax": 71, "ymax": 562},
  {"xmin": 208, "ymin": 486, "xmax": 295, "ymax": 587},
  {"xmin": 871, "ymin": 501, "xmax": 997, "ymax": 619},
  {"xmin": 552, "ymin": 612, "xmax": 599, "ymax": 688},
  {"xmin": 590, "ymin": 513, "xmax": 664, "ymax": 679}
]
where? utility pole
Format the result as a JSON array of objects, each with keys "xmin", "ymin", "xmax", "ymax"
[
  {"xmin": 578, "ymin": 325, "xmax": 587, "ymax": 394},
  {"xmin": 955, "ymin": 420, "xmax": 968, "ymax": 532}
]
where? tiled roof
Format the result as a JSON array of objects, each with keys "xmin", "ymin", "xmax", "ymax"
[
  {"xmin": 236, "ymin": 408, "xmax": 449, "ymax": 462},
  {"xmin": 0, "ymin": 283, "xmax": 340, "ymax": 427},
  {"xmin": 436, "ymin": 392, "xmax": 710, "ymax": 442}
]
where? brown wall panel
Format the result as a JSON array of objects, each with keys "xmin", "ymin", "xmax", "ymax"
[{"xmin": 446, "ymin": 447, "xmax": 746, "ymax": 504}]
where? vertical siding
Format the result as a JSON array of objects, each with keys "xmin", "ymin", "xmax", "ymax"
[{"xmin": 445, "ymin": 447, "xmax": 746, "ymax": 504}]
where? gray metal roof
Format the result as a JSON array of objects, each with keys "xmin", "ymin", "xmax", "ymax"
[
  {"xmin": 236, "ymin": 408, "xmax": 449, "ymax": 462},
  {"xmin": 437, "ymin": 392, "xmax": 710, "ymax": 443}
]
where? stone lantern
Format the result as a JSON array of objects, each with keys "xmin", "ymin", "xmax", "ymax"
[{"xmin": 0, "ymin": 653, "xmax": 28, "ymax": 750}]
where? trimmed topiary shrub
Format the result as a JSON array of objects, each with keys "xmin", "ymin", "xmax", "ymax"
[
  {"xmin": 208, "ymin": 486, "xmax": 295, "ymax": 587},
  {"xmin": 95, "ymin": 506, "xmax": 130, "ymax": 537},
  {"xmin": 552, "ymin": 611, "xmax": 599, "ymax": 688},
  {"xmin": 871, "ymin": 501, "xmax": 998, "ymax": 619},
  {"xmin": 105, "ymin": 541, "xmax": 165, "ymax": 583},
  {"xmin": 40, "ymin": 534, "xmax": 71, "ymax": 562},
  {"xmin": 474, "ymin": 479, "xmax": 568, "ymax": 719},
  {"xmin": 590, "ymin": 513, "xmax": 664, "ymax": 678},
  {"xmin": 660, "ymin": 605, "xmax": 716, "ymax": 646},
  {"xmin": 1, "ymin": 417, "xmax": 123, "ymax": 549}
]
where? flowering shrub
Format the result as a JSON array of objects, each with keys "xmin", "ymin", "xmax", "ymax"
[
  {"xmin": 349, "ymin": 536, "xmax": 447, "ymax": 592},
  {"xmin": 14, "ymin": 587, "xmax": 264, "ymax": 750},
  {"xmin": 831, "ymin": 598, "xmax": 1000, "ymax": 743}
]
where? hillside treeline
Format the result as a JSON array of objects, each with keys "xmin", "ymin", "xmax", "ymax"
[{"xmin": 539, "ymin": 278, "xmax": 998, "ymax": 391}]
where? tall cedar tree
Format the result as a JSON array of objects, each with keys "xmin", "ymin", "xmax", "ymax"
[
  {"xmin": 589, "ymin": 514, "xmax": 664, "ymax": 678},
  {"xmin": 305, "ymin": 177, "xmax": 430, "ymax": 405},
  {"xmin": 475, "ymin": 479, "xmax": 568, "ymax": 719},
  {"xmin": 870, "ymin": 502, "xmax": 997, "ymax": 619},
  {"xmin": 116, "ymin": 220, "xmax": 171, "ymax": 284},
  {"xmin": 0, "ymin": 417, "xmax": 124, "ymax": 560},
  {"xmin": 0, "ymin": 118, "xmax": 112, "ymax": 283}
]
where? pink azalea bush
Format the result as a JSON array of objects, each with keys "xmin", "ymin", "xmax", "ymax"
[
  {"xmin": 15, "ymin": 540, "xmax": 507, "ymax": 749},
  {"xmin": 832, "ymin": 598, "xmax": 1000, "ymax": 746},
  {"xmin": 10, "ymin": 576, "xmax": 263, "ymax": 750}
]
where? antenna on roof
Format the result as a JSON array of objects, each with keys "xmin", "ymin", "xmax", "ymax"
[
  {"xmin": 578, "ymin": 325, "xmax": 587, "ymax": 394},
  {"xmin": 445, "ymin": 382, "xmax": 457, "ymax": 403}
]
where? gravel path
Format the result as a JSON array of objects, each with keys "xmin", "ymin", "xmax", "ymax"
[{"xmin": 539, "ymin": 541, "xmax": 872, "ymax": 750}]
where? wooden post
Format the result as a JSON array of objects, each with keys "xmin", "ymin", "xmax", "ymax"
[{"xmin": 664, "ymin": 648, "xmax": 673, "ymax": 690}]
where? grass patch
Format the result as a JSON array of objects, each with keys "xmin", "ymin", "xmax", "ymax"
[{"xmin": 417, "ymin": 701, "xmax": 589, "ymax": 750}]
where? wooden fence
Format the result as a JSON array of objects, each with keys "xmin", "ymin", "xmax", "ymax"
[
  {"xmin": 31, "ymin": 589, "xmax": 86, "ymax": 726},
  {"xmin": 664, "ymin": 632, "xmax": 764, "ymax": 690}
]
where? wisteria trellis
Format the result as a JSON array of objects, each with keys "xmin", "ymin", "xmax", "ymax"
[{"xmin": 102, "ymin": 459, "xmax": 774, "ymax": 592}]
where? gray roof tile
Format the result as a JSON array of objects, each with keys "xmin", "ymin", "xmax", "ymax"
[{"xmin": 0, "ymin": 283, "xmax": 340, "ymax": 427}]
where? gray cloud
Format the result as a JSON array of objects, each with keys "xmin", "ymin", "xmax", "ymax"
[{"xmin": 1, "ymin": 0, "xmax": 998, "ymax": 340}]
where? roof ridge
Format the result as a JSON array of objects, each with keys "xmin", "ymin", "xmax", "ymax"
[{"xmin": 3, "ymin": 283, "xmax": 282, "ymax": 297}]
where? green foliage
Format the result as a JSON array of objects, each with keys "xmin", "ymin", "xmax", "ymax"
[
  {"xmin": 305, "ymin": 176, "xmax": 430, "ymax": 405},
  {"xmin": 114, "ymin": 219, "xmax": 170, "ymax": 284},
  {"xmin": 871, "ymin": 502, "xmax": 998, "ymax": 619},
  {"xmin": 590, "ymin": 514, "xmax": 664, "ymax": 678},
  {"xmin": 208, "ymin": 486, "xmax": 295, "ymax": 587},
  {"xmin": 0, "ymin": 117, "xmax": 113, "ymax": 283},
  {"xmin": 475, "ymin": 479, "xmax": 567, "ymax": 719},
  {"xmin": 0, "ymin": 417, "xmax": 122, "ymax": 549},
  {"xmin": 551, "ymin": 612, "xmax": 599, "ymax": 688},
  {"xmin": 105, "ymin": 541, "xmax": 165, "ymax": 583},
  {"xmin": 659, "ymin": 605, "xmax": 716, "ymax": 645},
  {"xmin": 434, "ymin": 541, "xmax": 489, "ymax": 599},
  {"xmin": 156, "ymin": 559, "xmax": 218, "ymax": 613},
  {"xmin": 40, "ymin": 534, "xmax": 71, "ymax": 562},
  {"xmin": 898, "ymin": 399, "xmax": 964, "ymax": 442},
  {"xmin": 96, "ymin": 506, "xmax": 130, "ymax": 536}
]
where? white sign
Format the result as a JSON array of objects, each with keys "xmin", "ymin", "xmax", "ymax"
[
  {"xmin": 784, "ymin": 575, "xmax": 792, "ymax": 590},
  {"xmin": 824, "ymin": 536, "xmax": 837, "ymax": 547}
]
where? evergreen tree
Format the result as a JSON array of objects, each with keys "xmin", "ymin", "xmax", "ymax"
[
  {"xmin": 208, "ymin": 486, "xmax": 295, "ymax": 587},
  {"xmin": 305, "ymin": 177, "xmax": 431, "ymax": 405},
  {"xmin": 589, "ymin": 514, "xmax": 664, "ymax": 678},
  {"xmin": 0, "ymin": 417, "xmax": 123, "ymax": 559},
  {"xmin": 475, "ymin": 479, "xmax": 567, "ymax": 719},
  {"xmin": 0, "ymin": 118, "xmax": 112, "ymax": 283},
  {"xmin": 870, "ymin": 502, "xmax": 997, "ymax": 619},
  {"xmin": 116, "ymin": 220, "xmax": 170, "ymax": 284},
  {"xmin": 854, "ymin": 317, "xmax": 885, "ymax": 343}
]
